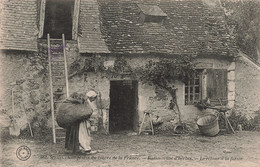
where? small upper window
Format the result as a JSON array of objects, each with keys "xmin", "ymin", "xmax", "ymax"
[
  {"xmin": 137, "ymin": 4, "xmax": 167, "ymax": 23},
  {"xmin": 43, "ymin": 0, "xmax": 74, "ymax": 39}
]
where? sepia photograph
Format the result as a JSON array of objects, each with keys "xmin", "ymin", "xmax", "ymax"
[{"xmin": 0, "ymin": 0, "xmax": 259, "ymax": 166}]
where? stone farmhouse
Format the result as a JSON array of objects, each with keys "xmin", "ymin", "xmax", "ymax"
[{"xmin": 1, "ymin": 0, "xmax": 257, "ymax": 141}]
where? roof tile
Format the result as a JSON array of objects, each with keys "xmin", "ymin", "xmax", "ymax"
[
  {"xmin": 78, "ymin": 0, "xmax": 110, "ymax": 53},
  {"xmin": 0, "ymin": 0, "xmax": 38, "ymax": 51},
  {"xmin": 98, "ymin": 0, "xmax": 236, "ymax": 56}
]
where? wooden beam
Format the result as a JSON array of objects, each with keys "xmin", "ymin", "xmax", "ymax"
[
  {"xmin": 72, "ymin": 0, "xmax": 81, "ymax": 40},
  {"xmin": 38, "ymin": 0, "xmax": 46, "ymax": 38}
]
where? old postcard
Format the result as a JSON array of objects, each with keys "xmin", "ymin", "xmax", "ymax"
[{"xmin": 0, "ymin": 0, "xmax": 260, "ymax": 166}]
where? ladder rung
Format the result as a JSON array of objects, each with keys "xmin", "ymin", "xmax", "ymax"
[
  {"xmin": 52, "ymin": 65, "xmax": 64, "ymax": 68},
  {"xmin": 50, "ymin": 49, "xmax": 63, "ymax": 52},
  {"xmin": 51, "ymin": 60, "xmax": 64, "ymax": 62},
  {"xmin": 52, "ymin": 67, "xmax": 65, "ymax": 70},
  {"xmin": 56, "ymin": 137, "xmax": 66, "ymax": 139},
  {"xmin": 53, "ymin": 87, "xmax": 65, "ymax": 90},
  {"xmin": 51, "ymin": 64, "xmax": 64, "ymax": 66},
  {"xmin": 54, "ymin": 100, "xmax": 64, "ymax": 103},
  {"xmin": 53, "ymin": 84, "xmax": 65, "ymax": 86},
  {"xmin": 52, "ymin": 75, "xmax": 64, "ymax": 78},
  {"xmin": 52, "ymin": 69, "xmax": 64, "ymax": 72},
  {"xmin": 51, "ymin": 68, "xmax": 64, "ymax": 71},
  {"xmin": 50, "ymin": 55, "xmax": 63, "ymax": 57},
  {"xmin": 53, "ymin": 92, "xmax": 65, "ymax": 95},
  {"xmin": 55, "ymin": 126, "xmax": 64, "ymax": 130},
  {"xmin": 50, "ymin": 52, "xmax": 63, "ymax": 55},
  {"xmin": 50, "ymin": 44, "xmax": 62, "ymax": 46},
  {"xmin": 50, "ymin": 38, "xmax": 63, "ymax": 41}
]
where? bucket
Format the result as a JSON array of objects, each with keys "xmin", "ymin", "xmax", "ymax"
[
  {"xmin": 173, "ymin": 124, "xmax": 185, "ymax": 134},
  {"xmin": 197, "ymin": 114, "xmax": 219, "ymax": 137}
]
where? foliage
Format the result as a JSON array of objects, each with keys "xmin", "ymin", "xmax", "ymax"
[
  {"xmin": 225, "ymin": 110, "xmax": 255, "ymax": 131},
  {"xmin": 69, "ymin": 55, "xmax": 196, "ymax": 106},
  {"xmin": 221, "ymin": 0, "xmax": 260, "ymax": 60},
  {"xmin": 136, "ymin": 56, "xmax": 196, "ymax": 124},
  {"xmin": 69, "ymin": 55, "xmax": 107, "ymax": 80},
  {"xmin": 138, "ymin": 57, "xmax": 196, "ymax": 90},
  {"xmin": 250, "ymin": 109, "xmax": 260, "ymax": 131},
  {"xmin": 108, "ymin": 57, "xmax": 135, "ymax": 78},
  {"xmin": 69, "ymin": 55, "xmax": 196, "ymax": 124},
  {"xmin": 69, "ymin": 54, "xmax": 196, "ymax": 86}
]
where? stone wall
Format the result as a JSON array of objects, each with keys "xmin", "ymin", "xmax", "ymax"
[
  {"xmin": 67, "ymin": 54, "xmax": 235, "ymax": 133},
  {"xmin": 235, "ymin": 53, "xmax": 260, "ymax": 117},
  {"xmin": 0, "ymin": 40, "xmax": 79, "ymax": 131},
  {"xmin": 0, "ymin": 45, "xmax": 236, "ymax": 134},
  {"xmin": 0, "ymin": 50, "xmax": 49, "ymax": 131}
]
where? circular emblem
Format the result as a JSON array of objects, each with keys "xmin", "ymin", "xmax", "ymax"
[{"xmin": 16, "ymin": 146, "xmax": 31, "ymax": 161}]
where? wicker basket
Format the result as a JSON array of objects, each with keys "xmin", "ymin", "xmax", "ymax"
[
  {"xmin": 197, "ymin": 114, "xmax": 219, "ymax": 137},
  {"xmin": 56, "ymin": 100, "xmax": 93, "ymax": 129}
]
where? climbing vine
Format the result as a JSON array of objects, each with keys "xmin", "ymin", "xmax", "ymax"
[
  {"xmin": 138, "ymin": 57, "xmax": 196, "ymax": 90},
  {"xmin": 69, "ymin": 55, "xmax": 196, "ymax": 124},
  {"xmin": 137, "ymin": 56, "xmax": 196, "ymax": 124}
]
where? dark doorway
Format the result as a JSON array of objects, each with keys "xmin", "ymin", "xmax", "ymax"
[
  {"xmin": 109, "ymin": 80, "xmax": 138, "ymax": 132},
  {"xmin": 43, "ymin": 0, "xmax": 74, "ymax": 39}
]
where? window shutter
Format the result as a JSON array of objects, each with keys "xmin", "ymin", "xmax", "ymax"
[{"xmin": 207, "ymin": 69, "xmax": 228, "ymax": 106}]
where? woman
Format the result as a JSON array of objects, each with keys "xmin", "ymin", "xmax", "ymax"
[{"xmin": 65, "ymin": 91, "xmax": 98, "ymax": 154}]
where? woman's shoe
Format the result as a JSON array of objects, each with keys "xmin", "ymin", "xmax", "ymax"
[{"xmin": 82, "ymin": 150, "xmax": 97, "ymax": 155}]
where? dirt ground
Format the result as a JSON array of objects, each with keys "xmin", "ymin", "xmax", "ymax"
[{"xmin": 1, "ymin": 130, "xmax": 260, "ymax": 167}]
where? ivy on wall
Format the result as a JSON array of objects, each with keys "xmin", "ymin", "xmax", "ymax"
[
  {"xmin": 69, "ymin": 54, "xmax": 197, "ymax": 124},
  {"xmin": 69, "ymin": 55, "xmax": 196, "ymax": 84}
]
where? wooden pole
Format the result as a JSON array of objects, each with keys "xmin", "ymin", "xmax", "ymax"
[
  {"xmin": 172, "ymin": 88, "xmax": 182, "ymax": 124},
  {"xmin": 138, "ymin": 113, "xmax": 146, "ymax": 135},
  {"xmin": 149, "ymin": 113, "xmax": 154, "ymax": 135},
  {"xmin": 226, "ymin": 117, "xmax": 236, "ymax": 134},
  {"xmin": 11, "ymin": 88, "xmax": 15, "ymax": 115},
  {"xmin": 224, "ymin": 112, "xmax": 229, "ymax": 132},
  {"xmin": 62, "ymin": 34, "xmax": 70, "ymax": 98},
  {"xmin": 22, "ymin": 103, "xmax": 34, "ymax": 137},
  {"xmin": 48, "ymin": 34, "xmax": 56, "ymax": 143},
  {"xmin": 99, "ymin": 92, "xmax": 102, "ymax": 129}
]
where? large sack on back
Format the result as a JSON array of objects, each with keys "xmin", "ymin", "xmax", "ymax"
[{"xmin": 56, "ymin": 98, "xmax": 93, "ymax": 129}]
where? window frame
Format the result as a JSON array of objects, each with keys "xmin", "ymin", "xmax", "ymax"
[{"xmin": 184, "ymin": 71, "xmax": 202, "ymax": 105}]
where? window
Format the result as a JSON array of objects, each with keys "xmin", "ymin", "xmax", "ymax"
[
  {"xmin": 185, "ymin": 73, "xmax": 201, "ymax": 105},
  {"xmin": 184, "ymin": 69, "xmax": 228, "ymax": 106},
  {"xmin": 137, "ymin": 4, "xmax": 167, "ymax": 23},
  {"xmin": 43, "ymin": 0, "xmax": 74, "ymax": 39}
]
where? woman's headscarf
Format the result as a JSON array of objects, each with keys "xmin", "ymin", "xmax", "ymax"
[{"xmin": 86, "ymin": 90, "xmax": 97, "ymax": 98}]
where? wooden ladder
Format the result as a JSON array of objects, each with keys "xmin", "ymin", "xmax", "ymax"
[{"xmin": 47, "ymin": 34, "xmax": 70, "ymax": 143}]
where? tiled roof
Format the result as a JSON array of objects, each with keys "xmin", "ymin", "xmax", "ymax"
[
  {"xmin": 0, "ymin": 0, "xmax": 237, "ymax": 56},
  {"xmin": 98, "ymin": 0, "xmax": 237, "ymax": 56},
  {"xmin": 0, "ymin": 0, "xmax": 38, "ymax": 51},
  {"xmin": 78, "ymin": 0, "xmax": 110, "ymax": 53}
]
